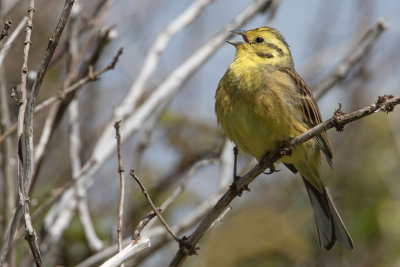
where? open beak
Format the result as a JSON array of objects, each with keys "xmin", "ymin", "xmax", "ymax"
[{"xmin": 227, "ymin": 30, "xmax": 249, "ymax": 46}]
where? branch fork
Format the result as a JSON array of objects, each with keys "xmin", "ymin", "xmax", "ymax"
[{"xmin": 178, "ymin": 236, "xmax": 199, "ymax": 256}]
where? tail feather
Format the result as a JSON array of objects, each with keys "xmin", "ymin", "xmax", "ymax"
[{"xmin": 302, "ymin": 177, "xmax": 354, "ymax": 250}]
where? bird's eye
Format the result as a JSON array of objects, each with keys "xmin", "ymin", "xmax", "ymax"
[{"xmin": 255, "ymin": 37, "xmax": 264, "ymax": 43}]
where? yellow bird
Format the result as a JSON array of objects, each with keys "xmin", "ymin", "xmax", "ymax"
[{"xmin": 215, "ymin": 27, "xmax": 353, "ymax": 250}]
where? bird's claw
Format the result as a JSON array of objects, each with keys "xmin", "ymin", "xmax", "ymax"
[
  {"xmin": 263, "ymin": 164, "xmax": 280, "ymax": 175},
  {"xmin": 179, "ymin": 236, "xmax": 199, "ymax": 255}
]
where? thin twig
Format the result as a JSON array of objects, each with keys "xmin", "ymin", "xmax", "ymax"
[
  {"xmin": 126, "ymin": 157, "xmax": 218, "ymax": 255},
  {"xmin": 134, "ymin": 194, "xmax": 223, "ymax": 266},
  {"xmin": 169, "ymin": 95, "xmax": 400, "ymax": 266},
  {"xmin": 75, "ymin": 192, "xmax": 223, "ymax": 267},
  {"xmin": 0, "ymin": 17, "xmax": 27, "ymax": 67},
  {"xmin": 132, "ymin": 211, "xmax": 157, "ymax": 241},
  {"xmin": 0, "ymin": 20, "xmax": 12, "ymax": 42},
  {"xmin": 137, "ymin": 155, "xmax": 219, "ymax": 238},
  {"xmin": 130, "ymin": 170, "xmax": 180, "ymax": 243},
  {"xmin": 114, "ymin": 121, "xmax": 125, "ymax": 257}
]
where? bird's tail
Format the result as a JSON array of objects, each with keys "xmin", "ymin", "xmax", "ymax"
[{"xmin": 302, "ymin": 177, "xmax": 354, "ymax": 251}]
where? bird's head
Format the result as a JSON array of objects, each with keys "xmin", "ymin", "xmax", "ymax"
[{"xmin": 228, "ymin": 27, "xmax": 294, "ymax": 68}]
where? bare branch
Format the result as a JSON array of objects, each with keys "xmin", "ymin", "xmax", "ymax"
[
  {"xmin": 99, "ymin": 237, "xmax": 151, "ymax": 267},
  {"xmin": 0, "ymin": 17, "xmax": 27, "ymax": 68},
  {"xmin": 114, "ymin": 121, "xmax": 125, "ymax": 256},
  {"xmin": 115, "ymin": 0, "xmax": 215, "ymax": 118},
  {"xmin": 69, "ymin": 98, "xmax": 103, "ymax": 251},
  {"xmin": 130, "ymin": 170, "xmax": 180, "ymax": 243},
  {"xmin": 83, "ymin": 156, "xmax": 219, "ymax": 266},
  {"xmin": 24, "ymin": 0, "xmax": 75, "ymax": 192},
  {"xmin": 313, "ymin": 19, "xmax": 387, "ymax": 99},
  {"xmin": 0, "ymin": 20, "xmax": 12, "ymax": 42},
  {"xmin": 134, "ymin": 194, "xmax": 224, "ymax": 266},
  {"xmin": 25, "ymin": 0, "xmax": 75, "ymax": 192},
  {"xmin": 169, "ymin": 95, "xmax": 400, "ymax": 266},
  {"xmin": 0, "ymin": 1, "xmax": 74, "ymax": 264},
  {"xmin": 15, "ymin": 1, "xmax": 43, "ymax": 265},
  {"xmin": 76, "ymin": 188, "xmax": 225, "ymax": 267},
  {"xmin": 0, "ymin": 47, "xmax": 123, "ymax": 147}
]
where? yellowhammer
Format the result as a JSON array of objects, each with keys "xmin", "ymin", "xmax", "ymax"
[{"xmin": 215, "ymin": 27, "xmax": 353, "ymax": 250}]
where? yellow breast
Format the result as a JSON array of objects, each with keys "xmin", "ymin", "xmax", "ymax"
[{"xmin": 215, "ymin": 63, "xmax": 303, "ymax": 161}]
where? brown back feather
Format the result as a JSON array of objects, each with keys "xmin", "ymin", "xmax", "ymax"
[{"xmin": 278, "ymin": 68, "xmax": 333, "ymax": 167}]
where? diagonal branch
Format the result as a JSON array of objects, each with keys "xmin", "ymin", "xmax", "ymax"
[
  {"xmin": 169, "ymin": 95, "xmax": 400, "ymax": 266},
  {"xmin": 115, "ymin": 0, "xmax": 215, "ymax": 117},
  {"xmin": 313, "ymin": 19, "xmax": 387, "ymax": 99},
  {"xmin": 130, "ymin": 170, "xmax": 181, "ymax": 243},
  {"xmin": 0, "ymin": 17, "xmax": 27, "ymax": 67}
]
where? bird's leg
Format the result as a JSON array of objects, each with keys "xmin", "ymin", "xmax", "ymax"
[
  {"xmin": 233, "ymin": 146, "xmax": 239, "ymax": 181},
  {"xmin": 230, "ymin": 146, "xmax": 250, "ymax": 196}
]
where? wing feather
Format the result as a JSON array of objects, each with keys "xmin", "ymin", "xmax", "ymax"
[{"xmin": 278, "ymin": 68, "xmax": 333, "ymax": 167}]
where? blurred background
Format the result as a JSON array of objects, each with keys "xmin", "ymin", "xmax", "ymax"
[{"xmin": 1, "ymin": 0, "xmax": 400, "ymax": 266}]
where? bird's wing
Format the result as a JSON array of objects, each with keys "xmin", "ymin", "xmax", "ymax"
[{"xmin": 278, "ymin": 68, "xmax": 333, "ymax": 167}]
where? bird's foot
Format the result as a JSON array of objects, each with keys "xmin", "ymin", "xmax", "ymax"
[
  {"xmin": 230, "ymin": 175, "xmax": 250, "ymax": 197},
  {"xmin": 263, "ymin": 164, "xmax": 280, "ymax": 175}
]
